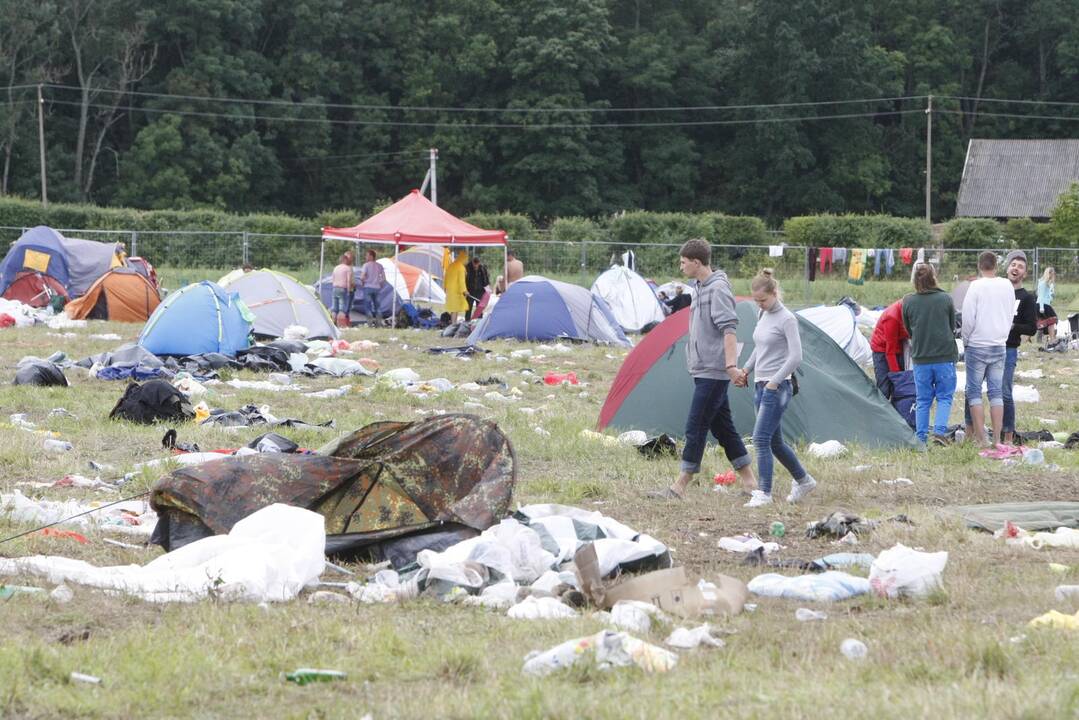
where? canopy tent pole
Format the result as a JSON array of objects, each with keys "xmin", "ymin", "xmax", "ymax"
[
  {"xmin": 317, "ymin": 239, "xmax": 325, "ymax": 303},
  {"xmin": 502, "ymin": 243, "xmax": 508, "ymax": 295},
  {"xmin": 391, "ymin": 238, "xmax": 400, "ymax": 327}
]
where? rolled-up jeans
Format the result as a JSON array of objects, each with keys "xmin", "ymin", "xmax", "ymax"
[
  {"xmin": 964, "ymin": 344, "xmax": 1005, "ymax": 409},
  {"xmin": 681, "ymin": 377, "xmax": 751, "ymax": 475}
]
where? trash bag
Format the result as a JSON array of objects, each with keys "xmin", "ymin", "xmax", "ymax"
[
  {"xmin": 109, "ymin": 380, "xmax": 194, "ymax": 424},
  {"xmin": 245, "ymin": 432, "xmax": 299, "ymax": 454},
  {"xmin": 161, "ymin": 429, "xmax": 200, "ymax": 453},
  {"xmin": 1017, "ymin": 429, "xmax": 1055, "ymax": 444},
  {"xmin": 235, "ymin": 345, "xmax": 292, "ymax": 373},
  {"xmin": 868, "ymin": 543, "xmax": 948, "ymax": 598},
  {"xmin": 637, "ymin": 434, "xmax": 677, "ymax": 458},
  {"xmin": 14, "ymin": 360, "xmax": 69, "ymax": 387}
]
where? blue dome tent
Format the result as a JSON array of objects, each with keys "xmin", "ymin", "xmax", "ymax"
[
  {"xmin": 467, "ymin": 276, "xmax": 631, "ymax": 347},
  {"xmin": 139, "ymin": 281, "xmax": 253, "ymax": 357}
]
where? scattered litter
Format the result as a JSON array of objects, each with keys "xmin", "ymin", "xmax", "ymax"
[
  {"xmin": 713, "ymin": 471, "xmax": 737, "ymax": 487},
  {"xmin": 1028, "ymin": 609, "xmax": 1079, "ymax": 631},
  {"xmin": 880, "ymin": 477, "xmax": 913, "ymax": 486},
  {"xmin": 307, "ymin": 591, "xmax": 352, "ymax": 606},
  {"xmin": 1004, "ymin": 527, "xmax": 1079, "ymax": 550},
  {"xmin": 483, "ymin": 391, "xmax": 516, "ymax": 404},
  {"xmin": 522, "ymin": 630, "xmax": 678, "ymax": 676},
  {"xmin": 850, "ymin": 464, "xmax": 872, "ymax": 472},
  {"xmin": 50, "ymin": 584, "xmax": 74, "ymax": 603},
  {"xmin": 795, "ymin": 608, "xmax": 828, "ymax": 622},
  {"xmin": 579, "ymin": 429, "xmax": 619, "ymax": 447},
  {"xmin": 70, "ymin": 672, "xmax": 102, "ymax": 685},
  {"xmin": 1055, "ymin": 585, "xmax": 1079, "ymax": 601},
  {"xmin": 43, "ymin": 438, "xmax": 74, "ymax": 453},
  {"xmin": 89, "ymin": 333, "xmax": 122, "ymax": 341},
  {"xmin": 226, "ymin": 379, "xmax": 304, "ymax": 392},
  {"xmin": 0, "ymin": 491, "xmax": 155, "ymax": 536},
  {"xmin": 1037, "ymin": 417, "xmax": 1058, "ymax": 426},
  {"xmin": 543, "ymin": 371, "xmax": 579, "ymax": 386},
  {"xmin": 747, "ymin": 571, "xmax": 871, "ymax": 602},
  {"xmin": 664, "ymin": 624, "xmax": 725, "ymax": 649},
  {"xmin": 507, "ymin": 596, "xmax": 578, "ymax": 620},
  {"xmin": 0, "ymin": 585, "xmax": 45, "ymax": 599},
  {"xmin": 807, "ymin": 440, "xmax": 847, "ymax": 458},
  {"xmin": 840, "ymin": 638, "xmax": 868, "ymax": 660},
  {"xmin": 283, "ymin": 669, "xmax": 347, "ymax": 685},
  {"xmin": 533, "ymin": 426, "xmax": 551, "ymax": 437},
  {"xmin": 868, "ymin": 544, "xmax": 948, "ymax": 599},
  {"xmin": 510, "ymin": 349, "xmax": 533, "ymax": 359},
  {"xmin": 718, "ymin": 534, "xmax": 780, "ymax": 555},
  {"xmin": 835, "ymin": 532, "xmax": 860, "ymax": 545},
  {"xmin": 304, "ymin": 385, "xmax": 351, "ymax": 399},
  {"xmin": 617, "ymin": 430, "xmax": 648, "ymax": 447},
  {"xmin": 1017, "ymin": 368, "xmax": 1044, "ymax": 379},
  {"xmin": 609, "ymin": 599, "xmax": 669, "ymax": 633},
  {"xmin": 1012, "ymin": 385, "xmax": 1040, "ymax": 403}
]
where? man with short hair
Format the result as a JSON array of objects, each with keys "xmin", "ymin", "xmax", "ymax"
[
  {"xmin": 1001, "ymin": 250, "xmax": 1038, "ymax": 444},
  {"xmin": 465, "ymin": 256, "xmax": 490, "ymax": 321},
  {"xmin": 358, "ymin": 249, "xmax": 386, "ymax": 327},
  {"xmin": 961, "ymin": 251, "xmax": 1015, "ymax": 446},
  {"xmin": 650, "ymin": 238, "xmax": 755, "ymax": 499}
]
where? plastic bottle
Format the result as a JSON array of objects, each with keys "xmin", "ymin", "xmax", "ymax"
[
  {"xmin": 1055, "ymin": 585, "xmax": 1079, "ymax": 601},
  {"xmin": 840, "ymin": 638, "xmax": 868, "ymax": 660},
  {"xmin": 796, "ymin": 608, "xmax": 827, "ymax": 622},
  {"xmin": 770, "ymin": 521, "xmax": 786, "ymax": 538},
  {"xmin": 43, "ymin": 438, "xmax": 73, "ymax": 453},
  {"xmin": 1023, "ymin": 449, "xmax": 1045, "ymax": 465},
  {"xmin": 283, "ymin": 668, "xmax": 347, "ymax": 685}
]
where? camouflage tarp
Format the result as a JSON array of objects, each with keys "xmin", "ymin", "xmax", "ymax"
[{"xmin": 150, "ymin": 414, "xmax": 516, "ymax": 553}]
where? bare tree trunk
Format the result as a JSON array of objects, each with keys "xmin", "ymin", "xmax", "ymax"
[
  {"xmin": 2, "ymin": 145, "xmax": 11, "ymax": 194},
  {"xmin": 967, "ymin": 18, "xmax": 992, "ymax": 136}
]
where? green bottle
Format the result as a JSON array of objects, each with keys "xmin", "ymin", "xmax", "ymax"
[
  {"xmin": 283, "ymin": 669, "xmax": 347, "ymax": 686},
  {"xmin": 769, "ymin": 521, "xmax": 785, "ymax": 538}
]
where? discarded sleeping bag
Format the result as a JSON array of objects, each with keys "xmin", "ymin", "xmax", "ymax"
[
  {"xmin": 150, "ymin": 414, "xmax": 517, "ymax": 559},
  {"xmin": 109, "ymin": 379, "xmax": 194, "ymax": 424},
  {"xmin": 14, "ymin": 360, "xmax": 68, "ymax": 387},
  {"xmin": 886, "ymin": 370, "xmax": 917, "ymax": 430}
]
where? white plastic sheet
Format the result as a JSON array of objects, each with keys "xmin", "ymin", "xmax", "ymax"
[
  {"xmin": 868, "ymin": 543, "xmax": 948, "ymax": 598},
  {"xmin": 0, "ymin": 504, "xmax": 325, "ymax": 603},
  {"xmin": 506, "ymin": 595, "xmax": 578, "ymax": 619},
  {"xmin": 747, "ymin": 571, "xmax": 871, "ymax": 602}
]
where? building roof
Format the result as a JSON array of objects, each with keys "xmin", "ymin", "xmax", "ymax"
[{"xmin": 955, "ymin": 139, "xmax": 1079, "ymax": 219}]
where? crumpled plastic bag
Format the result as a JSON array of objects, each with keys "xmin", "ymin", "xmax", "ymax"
[
  {"xmin": 807, "ymin": 440, "xmax": 847, "ymax": 458},
  {"xmin": 868, "ymin": 543, "xmax": 948, "ymax": 598},
  {"xmin": 382, "ymin": 367, "xmax": 421, "ymax": 385},
  {"xmin": 507, "ymin": 595, "xmax": 577, "ymax": 620},
  {"xmin": 718, "ymin": 534, "xmax": 780, "ymax": 555},
  {"xmin": 1028, "ymin": 609, "xmax": 1079, "ymax": 631},
  {"xmin": 665, "ymin": 624, "xmax": 725, "ymax": 650},
  {"xmin": 522, "ymin": 630, "xmax": 678, "ymax": 676},
  {"xmin": 462, "ymin": 581, "xmax": 520, "ymax": 609},
  {"xmin": 609, "ymin": 599, "xmax": 669, "ymax": 634}
]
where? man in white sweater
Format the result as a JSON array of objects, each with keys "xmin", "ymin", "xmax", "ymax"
[{"xmin": 961, "ymin": 251, "xmax": 1014, "ymax": 446}]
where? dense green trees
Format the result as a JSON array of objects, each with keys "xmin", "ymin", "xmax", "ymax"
[{"xmin": 2, "ymin": 0, "xmax": 1078, "ymax": 222}]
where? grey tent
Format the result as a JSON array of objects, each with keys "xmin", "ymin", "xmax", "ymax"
[
  {"xmin": 599, "ymin": 302, "xmax": 920, "ymax": 448},
  {"xmin": 221, "ymin": 269, "xmax": 339, "ymax": 340}
]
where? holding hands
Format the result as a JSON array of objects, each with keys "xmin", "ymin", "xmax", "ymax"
[{"xmin": 727, "ymin": 365, "xmax": 749, "ymax": 387}]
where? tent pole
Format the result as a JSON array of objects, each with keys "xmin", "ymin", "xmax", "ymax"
[
  {"xmin": 391, "ymin": 241, "xmax": 399, "ymax": 327},
  {"xmin": 317, "ymin": 239, "xmax": 325, "ymax": 303},
  {"xmin": 502, "ymin": 244, "xmax": 508, "ymax": 294}
]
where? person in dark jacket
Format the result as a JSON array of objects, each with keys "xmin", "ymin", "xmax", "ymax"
[
  {"xmin": 465, "ymin": 256, "xmax": 490, "ymax": 321},
  {"xmin": 901, "ymin": 263, "xmax": 957, "ymax": 445},
  {"xmin": 869, "ymin": 299, "xmax": 909, "ymax": 397},
  {"xmin": 1001, "ymin": 250, "xmax": 1037, "ymax": 444}
]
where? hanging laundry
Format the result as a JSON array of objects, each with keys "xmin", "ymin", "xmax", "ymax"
[
  {"xmin": 819, "ymin": 247, "xmax": 833, "ymax": 273},
  {"xmin": 806, "ymin": 248, "xmax": 819, "ymax": 282},
  {"xmin": 768, "ymin": 245, "xmax": 785, "ymax": 258},
  {"xmin": 874, "ymin": 250, "xmax": 882, "ymax": 277},
  {"xmin": 848, "ymin": 249, "xmax": 866, "ymax": 285},
  {"xmin": 833, "ymin": 247, "xmax": 848, "ymax": 264},
  {"xmin": 900, "ymin": 248, "xmax": 913, "ymax": 265},
  {"xmin": 885, "ymin": 249, "xmax": 896, "ymax": 275}
]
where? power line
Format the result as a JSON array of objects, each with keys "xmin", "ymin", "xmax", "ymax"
[
  {"xmin": 42, "ymin": 97, "xmax": 924, "ymax": 129},
  {"xmin": 937, "ymin": 109, "xmax": 1079, "ymax": 122},
  {"xmin": 287, "ymin": 149, "xmax": 428, "ymax": 162},
  {"xmin": 940, "ymin": 95, "xmax": 1079, "ymax": 109},
  {"xmin": 35, "ymin": 82, "xmax": 926, "ymax": 114}
]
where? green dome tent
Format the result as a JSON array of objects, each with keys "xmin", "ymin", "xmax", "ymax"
[{"xmin": 598, "ymin": 301, "xmax": 919, "ymax": 449}]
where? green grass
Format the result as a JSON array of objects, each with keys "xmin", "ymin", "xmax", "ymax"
[{"xmin": 1, "ymin": 317, "xmax": 1078, "ymax": 718}]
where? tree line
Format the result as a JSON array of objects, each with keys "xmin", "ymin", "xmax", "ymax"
[{"xmin": 2, "ymin": 0, "xmax": 1078, "ymax": 223}]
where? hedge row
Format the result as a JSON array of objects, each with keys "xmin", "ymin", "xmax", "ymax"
[{"xmin": 0, "ymin": 195, "xmax": 1075, "ymax": 272}]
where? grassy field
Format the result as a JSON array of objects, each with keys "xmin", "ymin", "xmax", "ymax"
[{"xmin": 1, "ymin": 313, "xmax": 1078, "ymax": 718}]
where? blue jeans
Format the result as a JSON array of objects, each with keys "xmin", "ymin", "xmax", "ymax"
[
  {"xmin": 912, "ymin": 362, "xmax": 956, "ymax": 441},
  {"xmin": 964, "ymin": 345, "xmax": 1005, "ymax": 408},
  {"xmin": 362, "ymin": 287, "xmax": 380, "ymax": 319},
  {"xmin": 331, "ymin": 288, "xmax": 346, "ymax": 316},
  {"xmin": 681, "ymin": 377, "xmax": 751, "ymax": 475},
  {"xmin": 752, "ymin": 380, "xmax": 807, "ymax": 495},
  {"xmin": 1002, "ymin": 346, "xmax": 1018, "ymax": 434},
  {"xmin": 871, "ymin": 351, "xmax": 903, "ymax": 398}
]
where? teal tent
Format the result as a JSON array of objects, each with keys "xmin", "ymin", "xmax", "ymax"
[{"xmin": 599, "ymin": 302, "xmax": 920, "ymax": 449}]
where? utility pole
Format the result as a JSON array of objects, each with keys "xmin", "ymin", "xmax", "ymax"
[
  {"xmin": 37, "ymin": 84, "xmax": 47, "ymax": 208},
  {"xmin": 925, "ymin": 94, "xmax": 933, "ymax": 225},
  {"xmin": 429, "ymin": 147, "xmax": 438, "ymax": 206}
]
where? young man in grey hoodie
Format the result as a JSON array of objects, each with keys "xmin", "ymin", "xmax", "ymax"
[{"xmin": 650, "ymin": 238, "xmax": 755, "ymax": 499}]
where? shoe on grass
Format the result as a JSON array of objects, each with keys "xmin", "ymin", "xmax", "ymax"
[
  {"xmin": 786, "ymin": 475, "xmax": 817, "ymax": 503},
  {"xmin": 743, "ymin": 490, "xmax": 773, "ymax": 508}
]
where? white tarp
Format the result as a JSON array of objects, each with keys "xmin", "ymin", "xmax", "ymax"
[
  {"xmin": 591, "ymin": 266, "xmax": 666, "ymax": 333},
  {"xmin": 797, "ymin": 305, "xmax": 872, "ymax": 366},
  {"xmin": 0, "ymin": 504, "xmax": 325, "ymax": 603}
]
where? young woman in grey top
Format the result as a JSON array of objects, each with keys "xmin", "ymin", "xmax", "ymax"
[{"xmin": 735, "ymin": 269, "xmax": 817, "ymax": 508}]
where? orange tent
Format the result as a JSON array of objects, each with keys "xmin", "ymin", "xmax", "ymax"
[{"xmin": 65, "ymin": 268, "xmax": 161, "ymax": 322}]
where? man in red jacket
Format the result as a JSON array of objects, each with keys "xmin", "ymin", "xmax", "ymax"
[{"xmin": 870, "ymin": 299, "xmax": 909, "ymax": 397}]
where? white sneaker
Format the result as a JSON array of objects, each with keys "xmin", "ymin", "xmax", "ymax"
[
  {"xmin": 786, "ymin": 475, "xmax": 818, "ymax": 504},
  {"xmin": 743, "ymin": 490, "xmax": 773, "ymax": 508}
]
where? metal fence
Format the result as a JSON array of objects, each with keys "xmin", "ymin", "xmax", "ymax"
[{"xmin": 0, "ymin": 224, "xmax": 1073, "ymax": 305}]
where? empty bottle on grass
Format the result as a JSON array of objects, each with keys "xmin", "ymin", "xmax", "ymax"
[
  {"xmin": 43, "ymin": 439, "xmax": 73, "ymax": 453},
  {"xmin": 283, "ymin": 668, "xmax": 347, "ymax": 685}
]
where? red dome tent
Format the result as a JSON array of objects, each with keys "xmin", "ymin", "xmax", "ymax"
[{"xmin": 321, "ymin": 190, "xmax": 507, "ymax": 321}]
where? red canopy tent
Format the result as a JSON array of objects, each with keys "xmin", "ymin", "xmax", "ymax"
[{"xmin": 320, "ymin": 189, "xmax": 507, "ymax": 323}]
